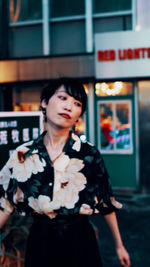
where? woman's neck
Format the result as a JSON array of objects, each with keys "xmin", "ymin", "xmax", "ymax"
[{"xmin": 44, "ymin": 123, "xmax": 70, "ymax": 151}]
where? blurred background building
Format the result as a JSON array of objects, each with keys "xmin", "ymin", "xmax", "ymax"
[{"xmin": 0, "ymin": 0, "xmax": 150, "ymax": 194}]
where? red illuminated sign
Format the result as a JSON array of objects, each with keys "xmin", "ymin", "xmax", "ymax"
[{"xmin": 97, "ymin": 47, "xmax": 150, "ymax": 61}]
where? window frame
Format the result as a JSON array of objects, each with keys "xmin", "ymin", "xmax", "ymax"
[{"xmin": 97, "ymin": 99, "xmax": 133, "ymax": 154}]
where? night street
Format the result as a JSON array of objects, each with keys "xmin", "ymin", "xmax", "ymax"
[
  {"xmin": 1, "ymin": 1, "xmax": 150, "ymax": 266},
  {"xmin": 91, "ymin": 195, "xmax": 150, "ymax": 267}
]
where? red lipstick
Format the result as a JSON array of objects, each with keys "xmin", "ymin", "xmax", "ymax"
[{"xmin": 59, "ymin": 113, "xmax": 71, "ymax": 119}]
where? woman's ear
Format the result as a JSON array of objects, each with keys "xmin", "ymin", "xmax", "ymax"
[
  {"xmin": 41, "ymin": 99, "xmax": 47, "ymax": 109},
  {"xmin": 40, "ymin": 100, "xmax": 47, "ymax": 117}
]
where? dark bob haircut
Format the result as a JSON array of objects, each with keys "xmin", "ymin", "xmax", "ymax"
[{"xmin": 40, "ymin": 78, "xmax": 87, "ymax": 116}]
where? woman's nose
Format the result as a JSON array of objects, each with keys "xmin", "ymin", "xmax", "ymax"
[{"xmin": 64, "ymin": 100, "xmax": 72, "ymax": 111}]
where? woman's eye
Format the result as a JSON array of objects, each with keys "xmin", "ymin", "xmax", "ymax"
[
  {"xmin": 74, "ymin": 101, "xmax": 82, "ymax": 107},
  {"xmin": 58, "ymin": 95, "xmax": 67, "ymax": 100}
]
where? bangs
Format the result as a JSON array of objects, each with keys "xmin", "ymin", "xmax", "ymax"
[
  {"xmin": 65, "ymin": 84, "xmax": 84, "ymax": 103},
  {"xmin": 63, "ymin": 79, "xmax": 87, "ymax": 115}
]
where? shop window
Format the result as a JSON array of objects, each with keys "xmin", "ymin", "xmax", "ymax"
[
  {"xmin": 93, "ymin": 0, "xmax": 131, "ymax": 14},
  {"xmin": 94, "ymin": 15, "xmax": 132, "ymax": 34},
  {"xmin": 75, "ymin": 114, "xmax": 87, "ymax": 142},
  {"xmin": 51, "ymin": 20, "xmax": 85, "ymax": 55},
  {"xmin": 94, "ymin": 16, "xmax": 124, "ymax": 33},
  {"xmin": 136, "ymin": 0, "xmax": 150, "ymax": 30},
  {"xmin": 13, "ymin": 103, "xmax": 40, "ymax": 111},
  {"xmin": 9, "ymin": 0, "xmax": 42, "ymax": 23},
  {"xmin": 51, "ymin": 0, "xmax": 84, "ymax": 18},
  {"xmin": 97, "ymin": 100, "xmax": 133, "ymax": 154},
  {"xmin": 13, "ymin": 86, "xmax": 42, "ymax": 111},
  {"xmin": 95, "ymin": 82, "xmax": 132, "ymax": 96},
  {"xmin": 9, "ymin": 25, "xmax": 43, "ymax": 57}
]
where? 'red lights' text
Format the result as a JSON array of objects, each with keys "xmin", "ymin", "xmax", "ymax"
[{"xmin": 97, "ymin": 47, "xmax": 150, "ymax": 61}]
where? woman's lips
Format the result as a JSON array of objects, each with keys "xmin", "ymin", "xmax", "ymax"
[{"xmin": 59, "ymin": 113, "xmax": 71, "ymax": 119}]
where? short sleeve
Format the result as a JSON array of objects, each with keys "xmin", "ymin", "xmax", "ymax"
[
  {"xmin": 93, "ymin": 149, "xmax": 122, "ymax": 215},
  {"xmin": 0, "ymin": 152, "xmax": 25, "ymax": 215},
  {"xmin": 0, "ymin": 159, "xmax": 14, "ymax": 214}
]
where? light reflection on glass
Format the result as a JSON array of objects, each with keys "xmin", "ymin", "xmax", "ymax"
[
  {"xmin": 95, "ymin": 82, "xmax": 132, "ymax": 96},
  {"xmin": 100, "ymin": 103, "xmax": 114, "ymax": 150},
  {"xmin": 116, "ymin": 103, "xmax": 131, "ymax": 150}
]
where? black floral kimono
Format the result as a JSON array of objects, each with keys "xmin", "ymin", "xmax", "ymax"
[{"xmin": 0, "ymin": 131, "xmax": 122, "ymax": 267}]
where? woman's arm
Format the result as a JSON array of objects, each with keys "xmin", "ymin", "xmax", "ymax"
[
  {"xmin": 104, "ymin": 211, "xmax": 130, "ymax": 267},
  {"xmin": 0, "ymin": 210, "xmax": 10, "ymax": 228}
]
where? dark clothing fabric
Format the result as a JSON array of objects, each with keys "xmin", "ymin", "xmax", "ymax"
[
  {"xmin": 25, "ymin": 214, "xmax": 102, "ymax": 267},
  {"xmin": 0, "ymin": 131, "xmax": 118, "ymax": 217},
  {"xmin": 0, "ymin": 131, "xmax": 121, "ymax": 267}
]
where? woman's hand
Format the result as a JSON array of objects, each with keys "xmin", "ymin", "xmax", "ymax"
[
  {"xmin": 79, "ymin": 204, "xmax": 93, "ymax": 215},
  {"xmin": 0, "ymin": 210, "xmax": 11, "ymax": 228},
  {"xmin": 116, "ymin": 245, "xmax": 131, "ymax": 267},
  {"xmin": 104, "ymin": 212, "xmax": 131, "ymax": 267}
]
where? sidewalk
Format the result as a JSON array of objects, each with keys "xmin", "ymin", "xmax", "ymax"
[{"xmin": 90, "ymin": 194, "xmax": 150, "ymax": 267}]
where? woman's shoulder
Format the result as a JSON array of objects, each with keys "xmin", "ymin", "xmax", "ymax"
[
  {"xmin": 3, "ymin": 140, "xmax": 37, "ymax": 169},
  {"xmin": 10, "ymin": 140, "xmax": 34, "ymax": 158},
  {"xmin": 15, "ymin": 140, "xmax": 34, "ymax": 151},
  {"xmin": 81, "ymin": 141, "xmax": 101, "ymax": 157},
  {"xmin": 13, "ymin": 131, "xmax": 44, "ymax": 154}
]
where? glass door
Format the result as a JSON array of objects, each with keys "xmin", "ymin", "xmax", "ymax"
[
  {"xmin": 98, "ymin": 100, "xmax": 133, "ymax": 153},
  {"xmin": 95, "ymin": 81, "xmax": 137, "ymax": 189}
]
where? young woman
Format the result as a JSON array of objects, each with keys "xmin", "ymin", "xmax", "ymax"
[{"xmin": 0, "ymin": 78, "xmax": 130, "ymax": 267}]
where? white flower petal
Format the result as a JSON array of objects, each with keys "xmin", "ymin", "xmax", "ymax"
[
  {"xmin": 94, "ymin": 209, "xmax": 99, "ymax": 214},
  {"xmin": 52, "ymin": 157, "xmax": 87, "ymax": 210},
  {"xmin": 110, "ymin": 197, "xmax": 123, "ymax": 209},
  {"xmin": 13, "ymin": 187, "xmax": 24, "ymax": 204},
  {"xmin": 0, "ymin": 197, "xmax": 14, "ymax": 214},
  {"xmin": 32, "ymin": 155, "xmax": 46, "ymax": 174},
  {"xmin": 16, "ymin": 141, "xmax": 33, "ymax": 152},
  {"xmin": 53, "ymin": 153, "xmax": 70, "ymax": 171},
  {"xmin": 32, "ymin": 149, "xmax": 39, "ymax": 154},
  {"xmin": 72, "ymin": 133, "xmax": 81, "ymax": 151},
  {"xmin": 9, "ymin": 151, "xmax": 46, "ymax": 182},
  {"xmin": 28, "ymin": 196, "xmax": 42, "ymax": 213},
  {"xmin": 0, "ymin": 165, "xmax": 11, "ymax": 191},
  {"xmin": 67, "ymin": 158, "xmax": 84, "ymax": 172}
]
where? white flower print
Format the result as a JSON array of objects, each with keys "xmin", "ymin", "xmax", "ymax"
[
  {"xmin": 110, "ymin": 197, "xmax": 123, "ymax": 209},
  {"xmin": 28, "ymin": 195, "xmax": 58, "ymax": 218},
  {"xmin": 38, "ymin": 195, "xmax": 58, "ymax": 212},
  {"xmin": 0, "ymin": 164, "xmax": 12, "ymax": 191},
  {"xmin": 71, "ymin": 133, "xmax": 81, "ymax": 151},
  {"xmin": 13, "ymin": 187, "xmax": 24, "ymax": 204},
  {"xmin": 0, "ymin": 197, "xmax": 14, "ymax": 214},
  {"xmin": 8, "ymin": 142, "xmax": 46, "ymax": 182},
  {"xmin": 28, "ymin": 196, "xmax": 42, "ymax": 214},
  {"xmin": 31, "ymin": 149, "xmax": 39, "ymax": 154},
  {"xmin": 52, "ymin": 154, "xmax": 87, "ymax": 209},
  {"xmin": 93, "ymin": 197, "xmax": 122, "ymax": 214},
  {"xmin": 53, "ymin": 153, "xmax": 70, "ymax": 172}
]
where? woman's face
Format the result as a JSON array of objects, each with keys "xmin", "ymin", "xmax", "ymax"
[{"xmin": 41, "ymin": 85, "xmax": 82, "ymax": 129}]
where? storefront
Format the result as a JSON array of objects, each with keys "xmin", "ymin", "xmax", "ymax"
[
  {"xmin": 1, "ymin": 28, "xmax": 150, "ymax": 193},
  {"xmin": 95, "ymin": 29, "xmax": 150, "ymax": 193}
]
